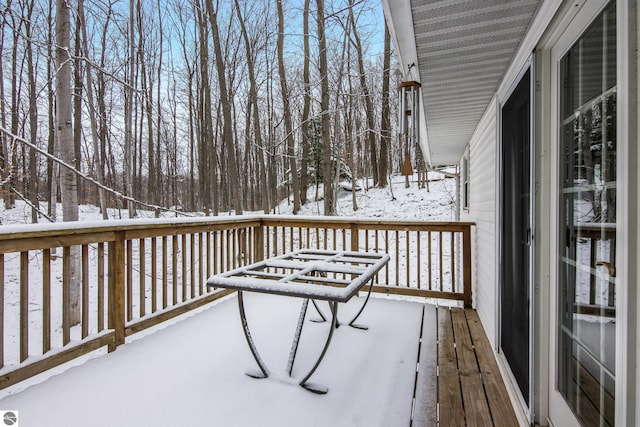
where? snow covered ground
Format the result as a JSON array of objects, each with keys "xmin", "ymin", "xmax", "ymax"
[{"xmin": 274, "ymin": 174, "xmax": 457, "ymax": 221}]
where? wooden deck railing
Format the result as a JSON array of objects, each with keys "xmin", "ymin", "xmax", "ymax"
[{"xmin": 0, "ymin": 216, "xmax": 473, "ymax": 390}]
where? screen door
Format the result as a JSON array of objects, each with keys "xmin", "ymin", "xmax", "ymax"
[{"xmin": 500, "ymin": 67, "xmax": 533, "ymax": 405}]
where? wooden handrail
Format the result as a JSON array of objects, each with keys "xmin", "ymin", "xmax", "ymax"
[{"xmin": 0, "ymin": 215, "xmax": 474, "ymax": 390}]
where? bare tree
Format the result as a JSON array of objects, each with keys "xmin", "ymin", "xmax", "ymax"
[
  {"xmin": 124, "ymin": 0, "xmax": 137, "ymax": 217},
  {"xmin": 299, "ymin": 0, "xmax": 311, "ymax": 206},
  {"xmin": 78, "ymin": 0, "xmax": 108, "ymax": 218},
  {"xmin": 378, "ymin": 19, "xmax": 391, "ymax": 187},
  {"xmin": 0, "ymin": 1, "xmax": 10, "ymax": 210},
  {"xmin": 276, "ymin": 0, "xmax": 300, "ymax": 214},
  {"xmin": 317, "ymin": 0, "xmax": 334, "ymax": 216},
  {"xmin": 56, "ymin": 0, "xmax": 81, "ymax": 324},
  {"xmin": 205, "ymin": 0, "xmax": 242, "ymax": 214},
  {"xmin": 348, "ymin": 0, "xmax": 377, "ymax": 187},
  {"xmin": 25, "ymin": 0, "xmax": 38, "ymax": 222},
  {"xmin": 46, "ymin": 0, "xmax": 57, "ymax": 220},
  {"xmin": 234, "ymin": 0, "xmax": 270, "ymax": 213}
]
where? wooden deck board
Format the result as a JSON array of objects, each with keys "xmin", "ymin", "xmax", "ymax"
[
  {"xmin": 437, "ymin": 306, "xmax": 466, "ymax": 427},
  {"xmin": 451, "ymin": 308, "xmax": 493, "ymax": 426},
  {"xmin": 412, "ymin": 304, "xmax": 438, "ymax": 427},
  {"xmin": 466, "ymin": 309, "xmax": 520, "ymax": 427},
  {"xmin": 413, "ymin": 306, "xmax": 520, "ymax": 426}
]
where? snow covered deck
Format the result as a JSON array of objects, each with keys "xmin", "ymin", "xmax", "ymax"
[{"xmin": 0, "ymin": 294, "xmax": 518, "ymax": 426}]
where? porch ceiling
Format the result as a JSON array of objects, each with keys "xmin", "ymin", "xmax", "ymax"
[{"xmin": 383, "ymin": 0, "xmax": 541, "ymax": 165}]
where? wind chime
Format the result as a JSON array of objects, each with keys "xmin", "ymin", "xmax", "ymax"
[{"xmin": 398, "ymin": 80, "xmax": 421, "ymax": 182}]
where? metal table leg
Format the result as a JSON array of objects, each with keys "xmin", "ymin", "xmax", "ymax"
[
  {"xmin": 310, "ymin": 299, "xmax": 329, "ymax": 323},
  {"xmin": 237, "ymin": 293, "xmax": 345, "ymax": 394},
  {"xmin": 286, "ymin": 298, "xmax": 310, "ymax": 376},
  {"xmin": 299, "ymin": 301, "xmax": 338, "ymax": 394},
  {"xmin": 310, "ymin": 277, "xmax": 374, "ymax": 330},
  {"xmin": 237, "ymin": 290, "xmax": 269, "ymax": 379},
  {"xmin": 347, "ymin": 277, "xmax": 375, "ymax": 330}
]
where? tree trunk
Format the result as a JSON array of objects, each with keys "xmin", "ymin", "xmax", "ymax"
[
  {"xmin": 0, "ymin": 2, "xmax": 11, "ymax": 211},
  {"xmin": 378, "ymin": 20, "xmax": 391, "ymax": 188},
  {"xmin": 155, "ymin": 0, "xmax": 163, "ymax": 207},
  {"xmin": 96, "ymin": 2, "xmax": 113, "ymax": 215},
  {"xmin": 205, "ymin": 0, "xmax": 242, "ymax": 215},
  {"xmin": 316, "ymin": 0, "xmax": 334, "ymax": 216},
  {"xmin": 7, "ymin": 8, "xmax": 21, "ymax": 210},
  {"xmin": 25, "ymin": 0, "xmax": 38, "ymax": 222},
  {"xmin": 348, "ymin": 0, "xmax": 377, "ymax": 186},
  {"xmin": 78, "ymin": 0, "xmax": 108, "ymax": 219},
  {"xmin": 45, "ymin": 0, "xmax": 56, "ymax": 219},
  {"xmin": 196, "ymin": 5, "xmax": 212, "ymax": 213},
  {"xmin": 345, "ymin": 39, "xmax": 358, "ymax": 211},
  {"xmin": 124, "ymin": 0, "xmax": 136, "ymax": 218},
  {"xmin": 277, "ymin": 0, "xmax": 300, "ymax": 214},
  {"xmin": 56, "ymin": 0, "xmax": 80, "ymax": 324},
  {"xmin": 300, "ymin": 0, "xmax": 311, "ymax": 206},
  {"xmin": 234, "ymin": 0, "xmax": 269, "ymax": 212},
  {"xmin": 73, "ymin": 3, "xmax": 83, "ymax": 203}
]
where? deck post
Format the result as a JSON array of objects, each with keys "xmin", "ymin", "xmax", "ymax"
[
  {"xmin": 108, "ymin": 231, "xmax": 126, "ymax": 352},
  {"xmin": 350, "ymin": 223, "xmax": 359, "ymax": 252},
  {"xmin": 253, "ymin": 223, "xmax": 265, "ymax": 262},
  {"xmin": 462, "ymin": 225, "xmax": 472, "ymax": 308}
]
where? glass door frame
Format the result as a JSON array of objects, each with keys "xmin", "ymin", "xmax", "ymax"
[{"xmin": 546, "ymin": 0, "xmax": 636, "ymax": 425}]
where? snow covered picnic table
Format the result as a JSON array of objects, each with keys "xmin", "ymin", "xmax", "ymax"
[{"xmin": 206, "ymin": 249, "xmax": 390, "ymax": 394}]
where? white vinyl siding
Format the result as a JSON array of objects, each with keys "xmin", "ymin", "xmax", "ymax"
[{"xmin": 461, "ymin": 96, "xmax": 499, "ymax": 348}]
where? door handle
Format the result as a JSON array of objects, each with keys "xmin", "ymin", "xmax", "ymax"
[{"xmin": 596, "ymin": 261, "xmax": 616, "ymax": 277}]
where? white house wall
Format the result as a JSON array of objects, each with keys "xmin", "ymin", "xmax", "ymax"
[{"xmin": 460, "ymin": 96, "xmax": 499, "ymax": 349}]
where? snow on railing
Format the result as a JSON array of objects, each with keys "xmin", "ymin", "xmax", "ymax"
[{"xmin": 0, "ymin": 215, "xmax": 473, "ymax": 390}]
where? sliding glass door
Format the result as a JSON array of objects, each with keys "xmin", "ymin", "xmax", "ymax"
[{"xmin": 557, "ymin": 2, "xmax": 617, "ymax": 425}]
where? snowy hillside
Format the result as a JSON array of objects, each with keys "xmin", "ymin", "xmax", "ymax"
[
  {"xmin": 275, "ymin": 173, "xmax": 457, "ymax": 221},
  {"xmin": 0, "ymin": 173, "xmax": 457, "ymax": 225}
]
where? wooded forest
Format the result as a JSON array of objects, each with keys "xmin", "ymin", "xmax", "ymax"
[{"xmin": 0, "ymin": 0, "xmax": 418, "ymax": 222}]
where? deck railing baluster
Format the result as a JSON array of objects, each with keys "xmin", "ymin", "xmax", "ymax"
[
  {"xmin": 191, "ymin": 233, "xmax": 196, "ymax": 299},
  {"xmin": 172, "ymin": 235, "xmax": 178, "ymax": 305},
  {"xmin": 82, "ymin": 244, "xmax": 89, "ymax": 338},
  {"xmin": 126, "ymin": 240, "xmax": 133, "ymax": 321},
  {"xmin": 62, "ymin": 246, "xmax": 71, "ymax": 346},
  {"xmin": 439, "ymin": 232, "xmax": 443, "ymax": 291},
  {"xmin": 98, "ymin": 243, "xmax": 105, "ymax": 331},
  {"xmin": 406, "ymin": 231, "xmax": 410, "ymax": 287},
  {"xmin": 182, "ymin": 233, "xmax": 188, "ymax": 302},
  {"xmin": 199, "ymin": 233, "xmax": 204, "ymax": 296},
  {"xmin": 451, "ymin": 232, "xmax": 455, "ymax": 293},
  {"xmin": 139, "ymin": 239, "xmax": 146, "ymax": 318},
  {"xmin": 43, "ymin": 249, "xmax": 51, "ymax": 351},
  {"xmin": 162, "ymin": 236, "xmax": 168, "ymax": 308},
  {"xmin": 20, "ymin": 251, "xmax": 29, "ymax": 361},
  {"xmin": 150, "ymin": 238, "xmax": 157, "ymax": 313},
  {"xmin": 417, "ymin": 231, "xmax": 421, "ymax": 289}
]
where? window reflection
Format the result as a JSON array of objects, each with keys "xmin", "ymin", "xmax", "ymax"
[{"xmin": 558, "ymin": 2, "xmax": 616, "ymax": 426}]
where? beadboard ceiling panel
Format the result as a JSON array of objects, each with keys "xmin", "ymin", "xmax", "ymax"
[{"xmin": 387, "ymin": 0, "xmax": 541, "ymax": 165}]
